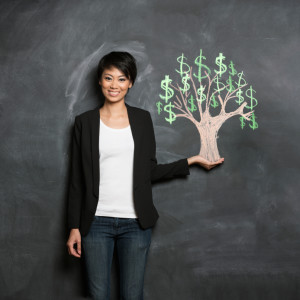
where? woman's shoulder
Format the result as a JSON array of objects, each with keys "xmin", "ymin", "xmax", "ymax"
[
  {"xmin": 130, "ymin": 105, "xmax": 149, "ymax": 115},
  {"xmin": 74, "ymin": 108, "xmax": 97, "ymax": 122}
]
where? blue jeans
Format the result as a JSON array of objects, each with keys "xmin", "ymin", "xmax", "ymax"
[{"xmin": 82, "ymin": 216, "xmax": 152, "ymax": 300}]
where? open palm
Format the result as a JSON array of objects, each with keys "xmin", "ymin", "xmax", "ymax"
[{"xmin": 193, "ymin": 155, "xmax": 224, "ymax": 170}]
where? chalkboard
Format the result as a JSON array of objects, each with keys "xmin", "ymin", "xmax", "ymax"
[{"xmin": 1, "ymin": 0, "xmax": 299, "ymax": 299}]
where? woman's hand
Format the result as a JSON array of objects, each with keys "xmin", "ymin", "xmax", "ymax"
[
  {"xmin": 66, "ymin": 228, "xmax": 82, "ymax": 258},
  {"xmin": 188, "ymin": 155, "xmax": 224, "ymax": 170}
]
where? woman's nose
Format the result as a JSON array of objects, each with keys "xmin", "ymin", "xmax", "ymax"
[{"xmin": 110, "ymin": 80, "xmax": 118, "ymax": 89}]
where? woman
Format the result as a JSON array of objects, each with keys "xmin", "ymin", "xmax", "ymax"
[{"xmin": 66, "ymin": 51, "xmax": 224, "ymax": 300}]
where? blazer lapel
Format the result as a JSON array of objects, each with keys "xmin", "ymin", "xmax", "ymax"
[{"xmin": 91, "ymin": 102, "xmax": 141, "ymax": 198}]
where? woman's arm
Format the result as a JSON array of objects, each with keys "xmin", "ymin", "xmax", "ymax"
[
  {"xmin": 147, "ymin": 112, "xmax": 190, "ymax": 183},
  {"xmin": 67, "ymin": 116, "xmax": 84, "ymax": 230},
  {"xmin": 66, "ymin": 116, "xmax": 84, "ymax": 258},
  {"xmin": 147, "ymin": 112, "xmax": 224, "ymax": 183}
]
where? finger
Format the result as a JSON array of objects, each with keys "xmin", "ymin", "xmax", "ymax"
[
  {"xmin": 208, "ymin": 163, "xmax": 218, "ymax": 169},
  {"xmin": 70, "ymin": 246, "xmax": 81, "ymax": 258},
  {"xmin": 213, "ymin": 159, "xmax": 223, "ymax": 164},
  {"xmin": 77, "ymin": 241, "xmax": 81, "ymax": 255},
  {"xmin": 212, "ymin": 159, "xmax": 224, "ymax": 165},
  {"xmin": 68, "ymin": 242, "xmax": 81, "ymax": 257}
]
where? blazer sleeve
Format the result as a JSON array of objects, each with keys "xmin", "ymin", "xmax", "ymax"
[
  {"xmin": 67, "ymin": 115, "xmax": 84, "ymax": 230},
  {"xmin": 146, "ymin": 111, "xmax": 190, "ymax": 183}
]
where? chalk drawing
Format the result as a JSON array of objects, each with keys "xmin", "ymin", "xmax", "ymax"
[{"xmin": 157, "ymin": 49, "xmax": 258, "ymax": 161}]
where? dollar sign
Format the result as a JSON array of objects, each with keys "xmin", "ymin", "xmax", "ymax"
[
  {"xmin": 164, "ymin": 102, "xmax": 176, "ymax": 125},
  {"xmin": 180, "ymin": 72, "xmax": 190, "ymax": 94},
  {"xmin": 214, "ymin": 52, "xmax": 227, "ymax": 78},
  {"xmin": 210, "ymin": 94, "xmax": 219, "ymax": 108},
  {"xmin": 175, "ymin": 53, "xmax": 190, "ymax": 77},
  {"xmin": 235, "ymin": 71, "xmax": 247, "ymax": 105},
  {"xmin": 159, "ymin": 75, "xmax": 174, "ymax": 103},
  {"xmin": 213, "ymin": 75, "xmax": 226, "ymax": 95},
  {"xmin": 196, "ymin": 85, "xmax": 206, "ymax": 103},
  {"xmin": 226, "ymin": 75, "xmax": 235, "ymax": 93},
  {"xmin": 188, "ymin": 95, "xmax": 197, "ymax": 112},
  {"xmin": 193, "ymin": 49, "xmax": 211, "ymax": 82},
  {"xmin": 235, "ymin": 71, "xmax": 247, "ymax": 88},
  {"xmin": 156, "ymin": 101, "xmax": 163, "ymax": 115},
  {"xmin": 228, "ymin": 60, "xmax": 237, "ymax": 76},
  {"xmin": 249, "ymin": 112, "xmax": 258, "ymax": 130},
  {"xmin": 235, "ymin": 90, "xmax": 244, "ymax": 105},
  {"xmin": 245, "ymin": 86, "xmax": 258, "ymax": 110},
  {"xmin": 240, "ymin": 116, "xmax": 246, "ymax": 129}
]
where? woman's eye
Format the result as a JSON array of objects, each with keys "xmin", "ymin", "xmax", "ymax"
[{"xmin": 104, "ymin": 77, "xmax": 126, "ymax": 81}]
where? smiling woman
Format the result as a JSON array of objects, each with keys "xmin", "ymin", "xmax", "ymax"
[
  {"xmin": 96, "ymin": 52, "xmax": 137, "ymax": 129},
  {"xmin": 97, "ymin": 50, "xmax": 137, "ymax": 94},
  {"xmin": 99, "ymin": 66, "xmax": 132, "ymax": 103},
  {"xmin": 66, "ymin": 51, "xmax": 223, "ymax": 300}
]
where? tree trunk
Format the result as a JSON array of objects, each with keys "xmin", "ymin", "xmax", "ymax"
[{"xmin": 198, "ymin": 126, "xmax": 220, "ymax": 162}]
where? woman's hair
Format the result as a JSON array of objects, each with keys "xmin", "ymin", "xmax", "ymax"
[{"xmin": 97, "ymin": 51, "xmax": 137, "ymax": 86}]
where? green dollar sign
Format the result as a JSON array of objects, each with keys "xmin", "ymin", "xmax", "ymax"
[
  {"xmin": 188, "ymin": 95, "xmax": 197, "ymax": 112},
  {"xmin": 213, "ymin": 75, "xmax": 226, "ymax": 95},
  {"xmin": 156, "ymin": 101, "xmax": 163, "ymax": 115},
  {"xmin": 164, "ymin": 102, "xmax": 176, "ymax": 125},
  {"xmin": 193, "ymin": 49, "xmax": 211, "ymax": 82},
  {"xmin": 159, "ymin": 75, "xmax": 174, "ymax": 103},
  {"xmin": 235, "ymin": 72, "xmax": 247, "ymax": 105},
  {"xmin": 235, "ymin": 71, "xmax": 247, "ymax": 89},
  {"xmin": 235, "ymin": 90, "xmax": 244, "ymax": 105},
  {"xmin": 228, "ymin": 60, "xmax": 237, "ymax": 76},
  {"xmin": 180, "ymin": 72, "xmax": 190, "ymax": 94},
  {"xmin": 240, "ymin": 116, "xmax": 246, "ymax": 129},
  {"xmin": 175, "ymin": 53, "xmax": 190, "ymax": 77},
  {"xmin": 226, "ymin": 75, "xmax": 235, "ymax": 92},
  {"xmin": 249, "ymin": 112, "xmax": 258, "ymax": 130},
  {"xmin": 210, "ymin": 94, "xmax": 219, "ymax": 108},
  {"xmin": 214, "ymin": 52, "xmax": 227, "ymax": 78},
  {"xmin": 196, "ymin": 85, "xmax": 206, "ymax": 103},
  {"xmin": 245, "ymin": 86, "xmax": 258, "ymax": 110}
]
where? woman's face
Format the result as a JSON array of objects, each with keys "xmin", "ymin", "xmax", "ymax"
[{"xmin": 99, "ymin": 66, "xmax": 132, "ymax": 104}]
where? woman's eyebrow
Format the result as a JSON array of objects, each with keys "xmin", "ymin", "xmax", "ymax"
[{"xmin": 103, "ymin": 73, "xmax": 126, "ymax": 77}]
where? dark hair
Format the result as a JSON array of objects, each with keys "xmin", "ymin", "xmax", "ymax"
[{"xmin": 97, "ymin": 51, "xmax": 137, "ymax": 86}]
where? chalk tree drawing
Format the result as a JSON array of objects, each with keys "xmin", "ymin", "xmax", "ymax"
[{"xmin": 157, "ymin": 49, "xmax": 258, "ymax": 161}]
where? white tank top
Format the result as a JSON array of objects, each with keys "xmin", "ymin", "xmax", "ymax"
[{"xmin": 95, "ymin": 118, "xmax": 138, "ymax": 218}]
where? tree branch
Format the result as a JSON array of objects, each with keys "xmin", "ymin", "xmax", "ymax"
[
  {"xmin": 224, "ymin": 83, "xmax": 248, "ymax": 108},
  {"xmin": 204, "ymin": 71, "xmax": 230, "ymax": 114},
  {"xmin": 169, "ymin": 82, "xmax": 180, "ymax": 92},
  {"xmin": 224, "ymin": 101, "xmax": 253, "ymax": 121},
  {"xmin": 208, "ymin": 84, "xmax": 229, "ymax": 112},
  {"xmin": 189, "ymin": 66, "xmax": 203, "ymax": 120},
  {"xmin": 176, "ymin": 81, "xmax": 193, "ymax": 119},
  {"xmin": 175, "ymin": 113, "xmax": 199, "ymax": 126},
  {"xmin": 175, "ymin": 95, "xmax": 183, "ymax": 108}
]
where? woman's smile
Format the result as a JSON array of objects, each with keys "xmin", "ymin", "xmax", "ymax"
[{"xmin": 108, "ymin": 91, "xmax": 120, "ymax": 97}]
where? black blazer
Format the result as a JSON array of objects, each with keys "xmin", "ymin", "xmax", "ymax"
[{"xmin": 67, "ymin": 102, "xmax": 190, "ymax": 236}]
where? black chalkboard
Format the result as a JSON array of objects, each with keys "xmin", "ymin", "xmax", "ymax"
[{"xmin": 1, "ymin": 0, "xmax": 299, "ymax": 299}]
